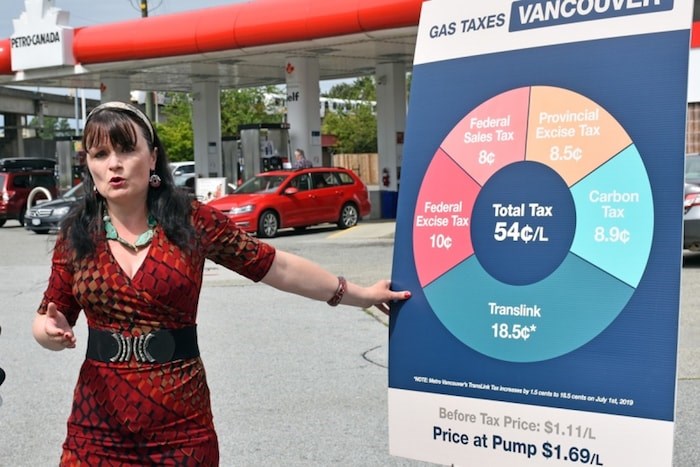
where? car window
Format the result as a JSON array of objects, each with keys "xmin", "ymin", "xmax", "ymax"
[
  {"xmin": 11, "ymin": 175, "xmax": 30, "ymax": 188},
  {"xmin": 685, "ymin": 156, "xmax": 700, "ymax": 180},
  {"xmin": 311, "ymin": 173, "xmax": 328, "ymax": 189},
  {"xmin": 309, "ymin": 172, "xmax": 340, "ymax": 189},
  {"xmin": 337, "ymin": 172, "xmax": 355, "ymax": 185},
  {"xmin": 175, "ymin": 164, "xmax": 195, "ymax": 175},
  {"xmin": 32, "ymin": 174, "xmax": 57, "ymax": 188},
  {"xmin": 323, "ymin": 172, "xmax": 340, "ymax": 186},
  {"xmin": 235, "ymin": 175, "xmax": 287, "ymax": 193},
  {"xmin": 290, "ymin": 174, "xmax": 312, "ymax": 191},
  {"xmin": 170, "ymin": 162, "xmax": 194, "ymax": 174},
  {"xmin": 64, "ymin": 183, "xmax": 85, "ymax": 198}
]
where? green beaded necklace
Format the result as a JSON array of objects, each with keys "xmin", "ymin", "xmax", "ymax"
[{"xmin": 103, "ymin": 214, "xmax": 157, "ymax": 252}]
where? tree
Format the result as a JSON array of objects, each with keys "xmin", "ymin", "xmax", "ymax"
[
  {"xmin": 28, "ymin": 115, "xmax": 74, "ymax": 139},
  {"xmin": 155, "ymin": 93, "xmax": 193, "ymax": 162},
  {"xmin": 220, "ymin": 86, "xmax": 283, "ymax": 136},
  {"xmin": 323, "ymin": 75, "xmax": 376, "ymax": 101},
  {"xmin": 322, "ymin": 76, "xmax": 378, "ymax": 153},
  {"xmin": 156, "ymin": 87, "xmax": 283, "ymax": 162},
  {"xmin": 322, "ymin": 104, "xmax": 377, "ymax": 153}
]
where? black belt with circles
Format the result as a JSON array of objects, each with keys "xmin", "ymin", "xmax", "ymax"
[{"xmin": 86, "ymin": 326, "xmax": 199, "ymax": 364}]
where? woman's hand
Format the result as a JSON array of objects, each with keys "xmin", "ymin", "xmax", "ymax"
[
  {"xmin": 361, "ymin": 279, "xmax": 411, "ymax": 316},
  {"xmin": 33, "ymin": 302, "xmax": 76, "ymax": 350}
]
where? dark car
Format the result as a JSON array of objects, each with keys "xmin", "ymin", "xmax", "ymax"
[
  {"xmin": 684, "ymin": 182, "xmax": 700, "ymax": 250},
  {"xmin": 0, "ymin": 158, "xmax": 58, "ymax": 227},
  {"xmin": 24, "ymin": 182, "xmax": 84, "ymax": 234},
  {"xmin": 208, "ymin": 167, "xmax": 371, "ymax": 238}
]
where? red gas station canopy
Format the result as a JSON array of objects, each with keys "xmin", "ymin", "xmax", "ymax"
[
  {"xmin": 0, "ymin": 0, "xmax": 425, "ymax": 91},
  {"xmin": 1, "ymin": 0, "xmax": 697, "ymax": 93}
]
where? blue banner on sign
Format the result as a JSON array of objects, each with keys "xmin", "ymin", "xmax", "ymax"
[
  {"xmin": 390, "ymin": 30, "xmax": 687, "ymax": 421},
  {"xmin": 509, "ymin": 0, "xmax": 674, "ymax": 31}
]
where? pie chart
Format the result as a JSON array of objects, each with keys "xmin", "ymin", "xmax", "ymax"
[{"xmin": 413, "ymin": 86, "xmax": 653, "ymax": 362}]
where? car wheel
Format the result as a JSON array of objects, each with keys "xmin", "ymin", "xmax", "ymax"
[
  {"xmin": 338, "ymin": 203, "xmax": 359, "ymax": 229},
  {"xmin": 0, "ymin": 219, "xmax": 5, "ymax": 228},
  {"xmin": 257, "ymin": 210, "xmax": 279, "ymax": 238},
  {"xmin": 18, "ymin": 206, "xmax": 25, "ymax": 226}
]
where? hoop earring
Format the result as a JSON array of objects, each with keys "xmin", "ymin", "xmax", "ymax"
[{"xmin": 149, "ymin": 172, "xmax": 162, "ymax": 188}]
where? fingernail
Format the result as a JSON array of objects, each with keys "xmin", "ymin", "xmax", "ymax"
[{"xmin": 404, "ymin": 291, "xmax": 412, "ymax": 298}]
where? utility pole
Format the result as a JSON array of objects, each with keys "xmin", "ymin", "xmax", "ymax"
[{"xmin": 141, "ymin": 0, "xmax": 156, "ymax": 122}]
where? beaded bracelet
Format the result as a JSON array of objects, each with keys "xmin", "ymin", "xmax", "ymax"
[{"xmin": 327, "ymin": 276, "xmax": 347, "ymax": 307}]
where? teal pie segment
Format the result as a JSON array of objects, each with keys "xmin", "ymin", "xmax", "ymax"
[
  {"xmin": 424, "ymin": 253, "xmax": 635, "ymax": 362},
  {"xmin": 569, "ymin": 145, "xmax": 654, "ymax": 288}
]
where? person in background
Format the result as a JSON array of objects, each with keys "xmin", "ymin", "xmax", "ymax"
[
  {"xmin": 292, "ymin": 148, "xmax": 313, "ymax": 168},
  {"xmin": 31, "ymin": 101, "xmax": 410, "ymax": 465}
]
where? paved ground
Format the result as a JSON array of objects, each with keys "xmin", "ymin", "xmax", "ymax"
[{"xmin": 0, "ymin": 220, "xmax": 697, "ymax": 466}]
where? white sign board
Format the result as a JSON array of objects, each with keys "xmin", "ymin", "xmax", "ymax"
[
  {"xmin": 390, "ymin": 0, "xmax": 692, "ymax": 465},
  {"xmin": 11, "ymin": 0, "xmax": 75, "ymax": 71}
]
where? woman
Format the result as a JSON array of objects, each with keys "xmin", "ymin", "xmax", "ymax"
[
  {"xmin": 32, "ymin": 101, "xmax": 410, "ymax": 465},
  {"xmin": 292, "ymin": 148, "xmax": 313, "ymax": 168}
]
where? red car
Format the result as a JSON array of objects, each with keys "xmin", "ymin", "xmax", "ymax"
[
  {"xmin": 208, "ymin": 167, "xmax": 371, "ymax": 238},
  {"xmin": 0, "ymin": 158, "xmax": 58, "ymax": 227}
]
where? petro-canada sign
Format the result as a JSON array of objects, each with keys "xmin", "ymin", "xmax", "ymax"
[{"xmin": 10, "ymin": 0, "xmax": 75, "ymax": 71}]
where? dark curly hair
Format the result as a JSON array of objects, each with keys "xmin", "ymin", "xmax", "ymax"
[{"xmin": 60, "ymin": 102, "xmax": 194, "ymax": 259}]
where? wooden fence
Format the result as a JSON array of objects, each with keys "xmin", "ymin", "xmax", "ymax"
[{"xmin": 332, "ymin": 153, "xmax": 379, "ymax": 186}]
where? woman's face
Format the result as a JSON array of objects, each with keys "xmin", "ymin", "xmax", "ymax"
[{"xmin": 85, "ymin": 120, "xmax": 156, "ymax": 206}]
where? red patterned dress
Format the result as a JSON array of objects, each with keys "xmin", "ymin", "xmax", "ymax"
[{"xmin": 38, "ymin": 202, "xmax": 276, "ymax": 466}]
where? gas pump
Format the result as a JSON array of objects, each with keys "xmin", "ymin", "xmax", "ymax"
[
  {"xmin": 261, "ymin": 155, "xmax": 283, "ymax": 172},
  {"xmin": 54, "ymin": 136, "xmax": 83, "ymax": 193},
  {"xmin": 221, "ymin": 136, "xmax": 241, "ymax": 190},
  {"xmin": 237, "ymin": 123, "xmax": 291, "ymax": 183}
]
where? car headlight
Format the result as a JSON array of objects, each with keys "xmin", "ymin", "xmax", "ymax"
[
  {"xmin": 230, "ymin": 204, "xmax": 254, "ymax": 215},
  {"xmin": 53, "ymin": 206, "xmax": 71, "ymax": 216}
]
